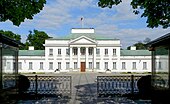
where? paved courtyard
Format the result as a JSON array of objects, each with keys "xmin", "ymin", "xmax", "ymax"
[{"xmin": 18, "ymin": 72, "xmax": 151, "ymax": 104}]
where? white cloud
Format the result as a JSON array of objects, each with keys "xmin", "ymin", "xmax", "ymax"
[
  {"xmin": 95, "ymin": 26, "xmax": 170, "ymax": 48},
  {"xmin": 1, "ymin": 0, "xmax": 169, "ymax": 48}
]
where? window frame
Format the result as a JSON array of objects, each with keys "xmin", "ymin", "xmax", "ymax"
[
  {"xmin": 105, "ymin": 49, "xmax": 108, "ymax": 55},
  {"xmin": 49, "ymin": 48, "xmax": 53, "ymax": 56},
  {"xmin": 29, "ymin": 62, "xmax": 33, "ymax": 70}
]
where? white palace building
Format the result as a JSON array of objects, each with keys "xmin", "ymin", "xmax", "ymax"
[{"xmin": 11, "ymin": 28, "xmax": 156, "ymax": 73}]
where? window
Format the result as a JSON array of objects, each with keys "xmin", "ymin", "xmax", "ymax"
[
  {"xmin": 29, "ymin": 62, "xmax": 33, "ymax": 70},
  {"xmin": 143, "ymin": 62, "xmax": 147, "ymax": 69},
  {"xmin": 58, "ymin": 49, "xmax": 61, "ymax": 55},
  {"xmin": 105, "ymin": 62, "xmax": 108, "ymax": 69},
  {"xmin": 7, "ymin": 62, "xmax": 11, "ymax": 70},
  {"xmin": 18, "ymin": 62, "xmax": 22, "ymax": 70},
  {"xmin": 58, "ymin": 62, "xmax": 61, "ymax": 69},
  {"xmin": 89, "ymin": 62, "xmax": 92, "ymax": 69},
  {"xmin": 132, "ymin": 62, "xmax": 136, "ymax": 69},
  {"xmin": 96, "ymin": 49, "xmax": 100, "ymax": 55},
  {"xmin": 13, "ymin": 62, "xmax": 16, "ymax": 70},
  {"xmin": 81, "ymin": 47, "xmax": 85, "ymax": 55},
  {"xmin": 74, "ymin": 62, "xmax": 77, "ymax": 69},
  {"xmin": 89, "ymin": 48, "xmax": 93, "ymax": 55},
  {"xmin": 66, "ymin": 62, "xmax": 70, "ymax": 69},
  {"xmin": 96, "ymin": 62, "xmax": 100, "ymax": 69},
  {"xmin": 105, "ymin": 49, "xmax": 108, "ymax": 55},
  {"xmin": 73, "ymin": 48, "xmax": 77, "ymax": 55},
  {"xmin": 40, "ymin": 62, "xmax": 43, "ymax": 70},
  {"xmin": 113, "ymin": 62, "xmax": 116, "ymax": 69},
  {"xmin": 122, "ymin": 62, "xmax": 126, "ymax": 69},
  {"xmin": 159, "ymin": 62, "xmax": 162, "ymax": 69},
  {"xmin": 113, "ymin": 49, "xmax": 116, "ymax": 56},
  {"xmin": 49, "ymin": 49, "xmax": 53, "ymax": 56},
  {"xmin": 49, "ymin": 62, "xmax": 53, "ymax": 70},
  {"xmin": 66, "ymin": 48, "xmax": 70, "ymax": 55}
]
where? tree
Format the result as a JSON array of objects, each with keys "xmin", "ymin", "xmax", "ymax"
[
  {"xmin": 26, "ymin": 30, "xmax": 50, "ymax": 50},
  {"xmin": 98, "ymin": 0, "xmax": 170, "ymax": 28},
  {"xmin": 0, "ymin": 0, "xmax": 46, "ymax": 26},
  {"xmin": 127, "ymin": 38, "xmax": 151, "ymax": 50},
  {"xmin": 143, "ymin": 37, "xmax": 151, "ymax": 44},
  {"xmin": 0, "ymin": 30, "xmax": 21, "ymax": 42},
  {"xmin": 127, "ymin": 42, "xmax": 146, "ymax": 50}
]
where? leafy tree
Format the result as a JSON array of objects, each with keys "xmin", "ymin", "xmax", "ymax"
[
  {"xmin": 143, "ymin": 37, "xmax": 151, "ymax": 44},
  {"xmin": 127, "ymin": 42, "xmax": 146, "ymax": 50},
  {"xmin": 127, "ymin": 38, "xmax": 151, "ymax": 50},
  {"xmin": 0, "ymin": 30, "xmax": 21, "ymax": 42},
  {"xmin": 0, "ymin": 0, "xmax": 46, "ymax": 26},
  {"xmin": 26, "ymin": 30, "xmax": 50, "ymax": 50},
  {"xmin": 98, "ymin": 0, "xmax": 170, "ymax": 28}
]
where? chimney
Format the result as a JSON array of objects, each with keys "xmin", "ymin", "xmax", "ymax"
[
  {"xmin": 130, "ymin": 46, "xmax": 136, "ymax": 50},
  {"xmin": 28, "ymin": 46, "xmax": 34, "ymax": 50},
  {"xmin": 71, "ymin": 28, "xmax": 95, "ymax": 33}
]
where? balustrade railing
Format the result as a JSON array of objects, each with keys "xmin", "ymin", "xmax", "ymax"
[
  {"xmin": 97, "ymin": 75, "xmax": 143, "ymax": 98},
  {"xmin": 27, "ymin": 75, "xmax": 72, "ymax": 98},
  {"xmin": 3, "ymin": 75, "xmax": 72, "ymax": 98}
]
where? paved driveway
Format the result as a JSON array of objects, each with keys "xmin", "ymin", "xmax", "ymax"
[{"xmin": 19, "ymin": 72, "xmax": 151, "ymax": 104}]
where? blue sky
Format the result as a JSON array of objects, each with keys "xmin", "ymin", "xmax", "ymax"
[{"xmin": 0, "ymin": 0, "xmax": 169, "ymax": 48}]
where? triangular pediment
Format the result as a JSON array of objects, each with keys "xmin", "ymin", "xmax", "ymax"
[{"xmin": 69, "ymin": 36, "xmax": 96, "ymax": 44}]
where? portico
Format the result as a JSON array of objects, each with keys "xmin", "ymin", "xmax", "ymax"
[{"xmin": 69, "ymin": 36, "xmax": 97, "ymax": 72}]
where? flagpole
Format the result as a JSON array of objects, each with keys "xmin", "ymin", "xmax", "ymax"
[{"xmin": 81, "ymin": 17, "xmax": 84, "ymax": 28}]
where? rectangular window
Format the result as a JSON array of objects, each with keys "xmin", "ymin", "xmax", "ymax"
[
  {"xmin": 49, "ymin": 49, "xmax": 53, "ymax": 56},
  {"xmin": 40, "ymin": 62, "xmax": 43, "ymax": 70},
  {"xmin": 13, "ymin": 62, "xmax": 16, "ymax": 70},
  {"xmin": 96, "ymin": 62, "xmax": 100, "ymax": 69},
  {"xmin": 18, "ymin": 62, "xmax": 22, "ymax": 70},
  {"xmin": 73, "ymin": 48, "xmax": 77, "ymax": 55},
  {"xmin": 96, "ymin": 49, "xmax": 100, "ymax": 55},
  {"xmin": 89, "ymin": 48, "xmax": 93, "ymax": 55},
  {"xmin": 113, "ymin": 62, "xmax": 116, "ymax": 69},
  {"xmin": 49, "ymin": 62, "xmax": 53, "ymax": 70},
  {"xmin": 7, "ymin": 62, "xmax": 11, "ymax": 70},
  {"xmin": 143, "ymin": 62, "xmax": 147, "ymax": 69},
  {"xmin": 89, "ymin": 62, "xmax": 92, "ymax": 69},
  {"xmin": 113, "ymin": 49, "xmax": 116, "ymax": 56},
  {"xmin": 122, "ymin": 62, "xmax": 126, "ymax": 69},
  {"xmin": 74, "ymin": 62, "xmax": 77, "ymax": 69},
  {"xmin": 105, "ymin": 62, "xmax": 108, "ymax": 69},
  {"xmin": 132, "ymin": 62, "xmax": 136, "ymax": 69},
  {"xmin": 81, "ymin": 47, "xmax": 85, "ymax": 55},
  {"xmin": 58, "ymin": 62, "xmax": 61, "ymax": 69},
  {"xmin": 159, "ymin": 62, "xmax": 162, "ymax": 69},
  {"xmin": 58, "ymin": 49, "xmax": 61, "ymax": 55},
  {"xmin": 66, "ymin": 48, "xmax": 70, "ymax": 55},
  {"xmin": 66, "ymin": 62, "xmax": 70, "ymax": 69},
  {"xmin": 105, "ymin": 49, "xmax": 108, "ymax": 55},
  {"xmin": 29, "ymin": 62, "xmax": 33, "ymax": 70}
]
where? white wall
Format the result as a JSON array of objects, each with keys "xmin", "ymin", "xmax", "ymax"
[{"xmin": 18, "ymin": 36, "xmax": 152, "ymax": 73}]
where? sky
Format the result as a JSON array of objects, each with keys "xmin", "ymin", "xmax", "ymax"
[{"xmin": 0, "ymin": 0, "xmax": 169, "ymax": 49}]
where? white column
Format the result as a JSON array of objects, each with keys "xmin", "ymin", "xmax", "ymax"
[
  {"xmin": 86, "ymin": 47, "xmax": 88, "ymax": 69},
  {"xmin": 78, "ymin": 47, "xmax": 80, "ymax": 69},
  {"xmin": 70, "ymin": 47, "xmax": 73, "ymax": 69},
  {"xmin": 109, "ymin": 48, "xmax": 112, "ymax": 70},
  {"xmin": 93, "ymin": 47, "xmax": 96, "ymax": 71}
]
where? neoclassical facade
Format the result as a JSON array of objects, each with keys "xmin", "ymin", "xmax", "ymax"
[{"xmin": 17, "ymin": 28, "xmax": 153, "ymax": 73}]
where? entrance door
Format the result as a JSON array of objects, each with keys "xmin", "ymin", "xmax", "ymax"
[{"xmin": 81, "ymin": 62, "xmax": 86, "ymax": 72}]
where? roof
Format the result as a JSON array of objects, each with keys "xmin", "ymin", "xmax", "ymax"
[
  {"xmin": 19, "ymin": 50, "xmax": 151, "ymax": 56},
  {"xmin": 48, "ymin": 33, "xmax": 119, "ymax": 40},
  {"xmin": 19, "ymin": 50, "xmax": 45, "ymax": 56},
  {"xmin": 0, "ymin": 34, "xmax": 22, "ymax": 47},
  {"xmin": 147, "ymin": 33, "xmax": 170, "ymax": 47},
  {"xmin": 121, "ymin": 50, "xmax": 151, "ymax": 56}
]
